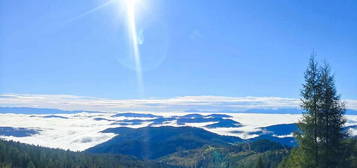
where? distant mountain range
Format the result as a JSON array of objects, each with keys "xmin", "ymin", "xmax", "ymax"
[
  {"xmin": 222, "ymin": 108, "xmax": 357, "ymax": 115},
  {"xmin": 0, "ymin": 107, "xmax": 357, "ymax": 117},
  {"xmin": 0, "ymin": 107, "xmax": 99, "ymax": 114},
  {"xmin": 1, "ymin": 107, "xmax": 356, "ymax": 114}
]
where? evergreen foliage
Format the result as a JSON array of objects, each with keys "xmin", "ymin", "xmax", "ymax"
[
  {"xmin": 279, "ymin": 57, "xmax": 351, "ymax": 168},
  {"xmin": 159, "ymin": 139, "xmax": 289, "ymax": 168},
  {"xmin": 0, "ymin": 139, "xmax": 171, "ymax": 168}
]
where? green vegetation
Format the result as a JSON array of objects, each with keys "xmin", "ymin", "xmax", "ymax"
[
  {"xmin": 0, "ymin": 139, "xmax": 171, "ymax": 168},
  {"xmin": 0, "ymin": 137, "xmax": 290, "ymax": 168},
  {"xmin": 159, "ymin": 139, "xmax": 289, "ymax": 168},
  {"xmin": 279, "ymin": 137, "xmax": 357, "ymax": 168},
  {"xmin": 344, "ymin": 138, "xmax": 357, "ymax": 166},
  {"xmin": 278, "ymin": 57, "xmax": 355, "ymax": 168}
]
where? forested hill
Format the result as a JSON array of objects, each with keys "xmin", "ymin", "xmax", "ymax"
[
  {"xmin": 86, "ymin": 126, "xmax": 242, "ymax": 159},
  {"xmin": 0, "ymin": 139, "xmax": 172, "ymax": 168},
  {"xmin": 0, "ymin": 138, "xmax": 290, "ymax": 168},
  {"xmin": 159, "ymin": 139, "xmax": 290, "ymax": 168}
]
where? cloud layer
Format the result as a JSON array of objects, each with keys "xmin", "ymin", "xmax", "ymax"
[
  {"xmin": 1, "ymin": 112, "xmax": 357, "ymax": 151},
  {"xmin": 0, "ymin": 94, "xmax": 356, "ymax": 112}
]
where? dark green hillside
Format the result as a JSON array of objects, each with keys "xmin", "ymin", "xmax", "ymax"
[
  {"xmin": 159, "ymin": 139, "xmax": 289, "ymax": 168},
  {"xmin": 86, "ymin": 126, "xmax": 242, "ymax": 159},
  {"xmin": 0, "ymin": 139, "xmax": 171, "ymax": 168}
]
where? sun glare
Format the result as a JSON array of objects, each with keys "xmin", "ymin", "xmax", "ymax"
[
  {"xmin": 125, "ymin": 0, "xmax": 144, "ymax": 95},
  {"xmin": 68, "ymin": 0, "xmax": 145, "ymax": 95}
]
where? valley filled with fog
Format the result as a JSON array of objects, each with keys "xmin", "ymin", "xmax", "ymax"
[{"xmin": 1, "ymin": 110, "xmax": 357, "ymax": 151}]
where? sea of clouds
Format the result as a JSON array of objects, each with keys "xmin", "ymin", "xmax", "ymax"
[
  {"xmin": 0, "ymin": 94, "xmax": 357, "ymax": 151},
  {"xmin": 0, "ymin": 112, "xmax": 357, "ymax": 151}
]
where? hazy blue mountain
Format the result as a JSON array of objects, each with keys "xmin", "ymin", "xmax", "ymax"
[
  {"xmin": 0, "ymin": 127, "xmax": 40, "ymax": 137},
  {"xmin": 263, "ymin": 123, "xmax": 299, "ymax": 136},
  {"xmin": 111, "ymin": 113, "xmax": 239, "ymax": 128},
  {"xmin": 252, "ymin": 123, "xmax": 298, "ymax": 146},
  {"xmin": 206, "ymin": 114, "xmax": 233, "ymax": 118},
  {"xmin": 150, "ymin": 117, "xmax": 175, "ymax": 125},
  {"xmin": 93, "ymin": 117, "xmax": 115, "ymax": 121},
  {"xmin": 250, "ymin": 135, "xmax": 296, "ymax": 147},
  {"xmin": 205, "ymin": 119, "xmax": 241, "ymax": 128},
  {"xmin": 1, "ymin": 107, "xmax": 356, "ymax": 115},
  {"xmin": 114, "ymin": 119, "xmax": 148, "ymax": 125},
  {"xmin": 42, "ymin": 115, "xmax": 68, "ymax": 119},
  {"xmin": 243, "ymin": 108, "xmax": 357, "ymax": 115},
  {"xmin": 229, "ymin": 123, "xmax": 298, "ymax": 146},
  {"xmin": 0, "ymin": 107, "xmax": 96, "ymax": 114},
  {"xmin": 176, "ymin": 114, "xmax": 235, "ymax": 125},
  {"xmin": 111, "ymin": 113, "xmax": 161, "ymax": 118}
]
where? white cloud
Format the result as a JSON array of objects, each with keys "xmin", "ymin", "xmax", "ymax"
[
  {"xmin": 345, "ymin": 99, "xmax": 357, "ymax": 110},
  {"xmin": 0, "ymin": 113, "xmax": 117, "ymax": 151},
  {"xmin": 0, "ymin": 94, "xmax": 356, "ymax": 112}
]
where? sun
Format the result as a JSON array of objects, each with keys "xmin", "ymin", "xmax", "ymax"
[
  {"xmin": 124, "ymin": 0, "xmax": 140, "ymax": 7},
  {"xmin": 67, "ymin": 0, "xmax": 145, "ymax": 95}
]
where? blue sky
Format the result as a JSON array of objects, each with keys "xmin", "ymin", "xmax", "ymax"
[{"xmin": 1, "ymin": 0, "xmax": 356, "ymax": 99}]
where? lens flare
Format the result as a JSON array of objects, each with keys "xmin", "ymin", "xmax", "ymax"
[
  {"xmin": 67, "ymin": 0, "xmax": 145, "ymax": 95},
  {"xmin": 66, "ymin": 0, "xmax": 115, "ymax": 24},
  {"xmin": 125, "ymin": 0, "xmax": 144, "ymax": 95}
]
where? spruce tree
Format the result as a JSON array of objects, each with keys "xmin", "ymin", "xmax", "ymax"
[
  {"xmin": 318, "ymin": 63, "xmax": 346, "ymax": 167},
  {"xmin": 281, "ymin": 56, "xmax": 347, "ymax": 168},
  {"xmin": 297, "ymin": 56, "xmax": 321, "ymax": 167}
]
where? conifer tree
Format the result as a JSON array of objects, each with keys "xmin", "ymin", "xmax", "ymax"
[
  {"xmin": 297, "ymin": 56, "xmax": 321, "ymax": 167},
  {"xmin": 280, "ymin": 56, "xmax": 347, "ymax": 168},
  {"xmin": 318, "ymin": 63, "xmax": 346, "ymax": 167}
]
